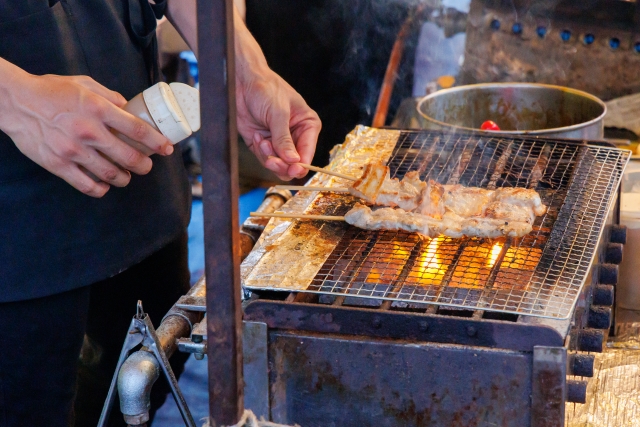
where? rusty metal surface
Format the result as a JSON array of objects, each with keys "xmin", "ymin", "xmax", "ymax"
[
  {"xmin": 461, "ymin": 0, "xmax": 640, "ymax": 101},
  {"xmin": 267, "ymin": 330, "xmax": 533, "ymax": 427},
  {"xmin": 240, "ymin": 231, "xmax": 259, "ymax": 262},
  {"xmin": 243, "ymin": 299, "xmax": 563, "ymax": 352},
  {"xmin": 197, "ymin": 0, "xmax": 244, "ymax": 423},
  {"xmin": 531, "ymin": 346, "xmax": 566, "ymax": 427},
  {"xmin": 243, "ymin": 321, "xmax": 269, "ymax": 420},
  {"xmin": 156, "ymin": 276, "xmax": 205, "ymax": 356}
]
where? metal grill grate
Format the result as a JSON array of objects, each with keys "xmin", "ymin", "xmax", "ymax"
[{"xmin": 305, "ymin": 131, "xmax": 629, "ymax": 319}]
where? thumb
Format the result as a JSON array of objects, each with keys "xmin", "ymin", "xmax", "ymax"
[{"xmin": 269, "ymin": 107, "xmax": 300, "ymax": 164}]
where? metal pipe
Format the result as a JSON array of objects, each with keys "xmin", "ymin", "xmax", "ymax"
[
  {"xmin": 197, "ymin": 0, "xmax": 244, "ymax": 423},
  {"xmin": 153, "ymin": 277, "xmax": 206, "ymax": 356},
  {"xmin": 117, "ymin": 351, "xmax": 160, "ymax": 426},
  {"xmin": 115, "ymin": 280, "xmax": 205, "ymax": 427},
  {"xmin": 372, "ymin": 4, "xmax": 428, "ymax": 128},
  {"xmin": 113, "ymin": 188, "xmax": 289, "ymax": 426}
]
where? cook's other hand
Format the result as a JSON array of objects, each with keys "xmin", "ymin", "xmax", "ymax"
[
  {"xmin": 166, "ymin": 2, "xmax": 321, "ymax": 181},
  {"xmin": 233, "ymin": 9, "xmax": 321, "ymax": 181},
  {"xmin": 0, "ymin": 59, "xmax": 175, "ymax": 197}
]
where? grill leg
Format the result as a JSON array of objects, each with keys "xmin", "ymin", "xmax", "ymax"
[{"xmin": 531, "ymin": 346, "xmax": 567, "ymax": 427}]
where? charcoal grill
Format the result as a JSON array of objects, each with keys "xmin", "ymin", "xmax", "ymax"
[
  {"xmin": 244, "ymin": 127, "xmax": 628, "ymax": 320},
  {"xmin": 236, "ymin": 126, "xmax": 630, "ymax": 426}
]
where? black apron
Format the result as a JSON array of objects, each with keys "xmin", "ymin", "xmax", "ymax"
[{"xmin": 0, "ymin": 0, "xmax": 191, "ymax": 302}]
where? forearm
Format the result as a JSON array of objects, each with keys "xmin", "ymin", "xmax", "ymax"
[
  {"xmin": 232, "ymin": 7, "xmax": 271, "ymax": 84},
  {"xmin": 167, "ymin": 0, "xmax": 321, "ymax": 180},
  {"xmin": 165, "ymin": 0, "xmax": 197, "ymax": 53},
  {"xmin": 166, "ymin": 1, "xmax": 270, "ymax": 80}
]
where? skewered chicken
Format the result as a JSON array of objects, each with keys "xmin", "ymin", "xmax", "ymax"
[
  {"xmin": 345, "ymin": 203, "xmax": 533, "ymax": 239},
  {"xmin": 492, "ymin": 187, "xmax": 547, "ymax": 217},
  {"xmin": 344, "ymin": 162, "xmax": 547, "ymax": 238},
  {"xmin": 348, "ymin": 162, "xmax": 547, "ymax": 220},
  {"xmin": 258, "ymin": 162, "xmax": 547, "ymax": 239}
]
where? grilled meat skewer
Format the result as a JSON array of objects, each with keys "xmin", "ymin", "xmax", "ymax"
[
  {"xmin": 345, "ymin": 203, "xmax": 534, "ymax": 239},
  {"xmin": 350, "ymin": 162, "xmax": 547, "ymax": 220}
]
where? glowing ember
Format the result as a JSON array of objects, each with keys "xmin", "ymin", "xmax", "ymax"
[{"xmin": 365, "ymin": 242, "xmax": 410, "ymax": 284}]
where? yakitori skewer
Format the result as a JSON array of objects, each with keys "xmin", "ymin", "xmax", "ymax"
[
  {"xmin": 255, "ymin": 161, "xmax": 548, "ymax": 239},
  {"xmin": 251, "ymin": 203, "xmax": 539, "ymax": 239},
  {"xmin": 250, "ymin": 212, "xmax": 345, "ymax": 221},
  {"xmin": 274, "ymin": 185, "xmax": 349, "ymax": 192},
  {"xmin": 297, "ymin": 163, "xmax": 358, "ymax": 181}
]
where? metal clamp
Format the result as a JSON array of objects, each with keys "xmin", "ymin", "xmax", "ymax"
[
  {"xmin": 98, "ymin": 301, "xmax": 197, "ymax": 427},
  {"xmin": 161, "ymin": 311, "xmax": 195, "ymax": 333}
]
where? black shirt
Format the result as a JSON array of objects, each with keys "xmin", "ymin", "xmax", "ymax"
[{"xmin": 0, "ymin": 0, "xmax": 191, "ymax": 302}]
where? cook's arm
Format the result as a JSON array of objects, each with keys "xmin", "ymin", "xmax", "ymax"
[{"xmin": 166, "ymin": 0, "xmax": 321, "ymax": 180}]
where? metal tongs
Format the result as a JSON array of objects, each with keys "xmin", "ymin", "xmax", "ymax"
[{"xmin": 97, "ymin": 301, "xmax": 196, "ymax": 427}]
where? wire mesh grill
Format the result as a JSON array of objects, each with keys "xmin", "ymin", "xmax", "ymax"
[{"xmin": 306, "ymin": 131, "xmax": 629, "ymax": 319}]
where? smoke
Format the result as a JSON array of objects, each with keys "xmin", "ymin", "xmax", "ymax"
[{"xmin": 311, "ymin": 0, "xmax": 428, "ymax": 122}]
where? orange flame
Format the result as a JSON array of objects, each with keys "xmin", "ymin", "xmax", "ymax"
[{"xmin": 487, "ymin": 242, "xmax": 503, "ymax": 268}]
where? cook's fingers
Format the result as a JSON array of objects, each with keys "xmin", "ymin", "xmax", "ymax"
[
  {"xmin": 292, "ymin": 120, "xmax": 321, "ymax": 167},
  {"xmin": 87, "ymin": 130, "xmax": 153, "ymax": 175},
  {"xmin": 251, "ymin": 134, "xmax": 295, "ymax": 180},
  {"xmin": 288, "ymin": 126, "xmax": 319, "ymax": 178},
  {"xmin": 247, "ymin": 133, "xmax": 270, "ymax": 166},
  {"xmin": 287, "ymin": 164, "xmax": 307, "ymax": 179},
  {"xmin": 73, "ymin": 76, "xmax": 127, "ymax": 108},
  {"xmin": 77, "ymin": 150, "xmax": 132, "ymax": 187},
  {"xmin": 265, "ymin": 156, "xmax": 295, "ymax": 181},
  {"xmin": 102, "ymin": 106, "xmax": 174, "ymax": 156},
  {"xmin": 269, "ymin": 106, "xmax": 300, "ymax": 164},
  {"xmin": 257, "ymin": 134, "xmax": 274, "ymax": 156},
  {"xmin": 56, "ymin": 163, "xmax": 111, "ymax": 198}
]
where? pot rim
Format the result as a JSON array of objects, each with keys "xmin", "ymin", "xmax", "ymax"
[{"xmin": 416, "ymin": 82, "xmax": 607, "ymax": 135}]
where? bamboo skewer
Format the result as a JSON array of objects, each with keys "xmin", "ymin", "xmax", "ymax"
[
  {"xmin": 297, "ymin": 163, "xmax": 358, "ymax": 181},
  {"xmin": 250, "ymin": 212, "xmax": 345, "ymax": 221},
  {"xmin": 274, "ymin": 185, "xmax": 350, "ymax": 193}
]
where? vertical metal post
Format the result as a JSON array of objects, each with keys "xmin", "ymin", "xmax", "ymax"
[
  {"xmin": 197, "ymin": 0, "xmax": 244, "ymax": 425},
  {"xmin": 531, "ymin": 346, "xmax": 567, "ymax": 427}
]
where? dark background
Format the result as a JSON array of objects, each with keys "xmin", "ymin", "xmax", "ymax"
[{"xmin": 246, "ymin": 0, "xmax": 420, "ymax": 165}]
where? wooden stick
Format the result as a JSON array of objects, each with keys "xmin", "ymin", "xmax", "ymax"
[
  {"xmin": 297, "ymin": 163, "xmax": 357, "ymax": 181},
  {"xmin": 274, "ymin": 185, "xmax": 350, "ymax": 192},
  {"xmin": 250, "ymin": 212, "xmax": 345, "ymax": 221}
]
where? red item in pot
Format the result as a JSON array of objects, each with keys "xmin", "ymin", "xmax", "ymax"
[{"xmin": 481, "ymin": 120, "xmax": 501, "ymax": 131}]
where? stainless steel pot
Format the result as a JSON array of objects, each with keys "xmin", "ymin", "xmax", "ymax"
[{"xmin": 416, "ymin": 83, "xmax": 606, "ymax": 140}]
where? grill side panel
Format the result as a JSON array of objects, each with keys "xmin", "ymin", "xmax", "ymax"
[{"xmin": 268, "ymin": 331, "xmax": 535, "ymax": 427}]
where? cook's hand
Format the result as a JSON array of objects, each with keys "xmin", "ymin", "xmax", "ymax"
[
  {"xmin": 165, "ymin": 2, "xmax": 321, "ymax": 180},
  {"xmin": 237, "ymin": 68, "xmax": 321, "ymax": 181},
  {"xmin": 0, "ymin": 61, "xmax": 174, "ymax": 197},
  {"xmin": 231, "ymin": 7, "xmax": 321, "ymax": 181}
]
